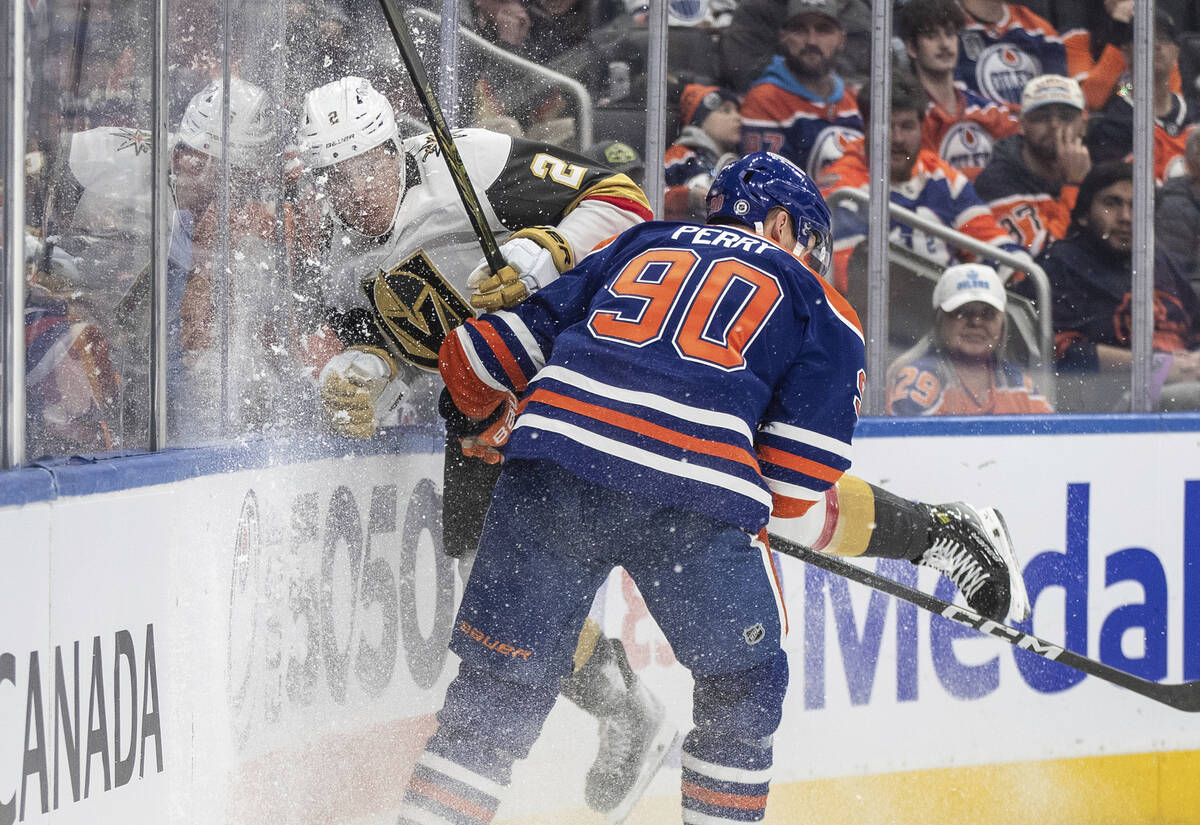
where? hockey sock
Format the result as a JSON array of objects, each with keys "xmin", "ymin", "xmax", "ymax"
[
  {"xmin": 398, "ymin": 742, "xmax": 509, "ymax": 825},
  {"xmin": 862, "ymin": 482, "xmax": 932, "ymax": 561},
  {"xmin": 398, "ymin": 663, "xmax": 560, "ymax": 824},
  {"xmin": 559, "ymin": 632, "xmax": 635, "ymax": 717},
  {"xmin": 680, "ymin": 729, "xmax": 772, "ymax": 823}
]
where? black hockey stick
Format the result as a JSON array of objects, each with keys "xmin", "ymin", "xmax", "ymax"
[
  {"xmin": 376, "ymin": 0, "xmax": 507, "ymax": 274},
  {"xmin": 768, "ymin": 532, "xmax": 1200, "ymax": 712}
]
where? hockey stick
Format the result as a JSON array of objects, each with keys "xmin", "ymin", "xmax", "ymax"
[
  {"xmin": 376, "ymin": 0, "xmax": 507, "ymax": 274},
  {"xmin": 768, "ymin": 532, "xmax": 1200, "ymax": 713}
]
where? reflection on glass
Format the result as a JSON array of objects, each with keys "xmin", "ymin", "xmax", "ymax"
[
  {"xmin": 26, "ymin": 0, "xmax": 156, "ymax": 456},
  {"xmin": 886, "ymin": 263, "xmax": 1052, "ymax": 415}
]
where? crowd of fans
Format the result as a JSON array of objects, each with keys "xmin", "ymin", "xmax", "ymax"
[{"xmin": 7, "ymin": 0, "xmax": 1200, "ymax": 461}]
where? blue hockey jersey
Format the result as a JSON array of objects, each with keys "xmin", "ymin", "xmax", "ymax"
[{"xmin": 439, "ymin": 221, "xmax": 867, "ymax": 531}]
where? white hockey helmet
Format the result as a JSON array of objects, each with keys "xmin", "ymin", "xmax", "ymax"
[
  {"xmin": 297, "ymin": 76, "xmax": 400, "ymax": 170},
  {"xmin": 177, "ymin": 78, "xmax": 274, "ymax": 169}
]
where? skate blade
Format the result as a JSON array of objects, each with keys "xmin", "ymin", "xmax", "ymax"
[
  {"xmin": 977, "ymin": 506, "xmax": 1031, "ymax": 622},
  {"xmin": 605, "ymin": 720, "xmax": 681, "ymax": 824}
]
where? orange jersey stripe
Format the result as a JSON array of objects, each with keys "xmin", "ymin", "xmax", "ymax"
[
  {"xmin": 757, "ymin": 527, "xmax": 790, "ymax": 635},
  {"xmin": 755, "ymin": 444, "xmax": 843, "ymax": 484},
  {"xmin": 815, "ymin": 271, "xmax": 864, "ymax": 338},
  {"xmin": 772, "ymin": 495, "xmax": 818, "ymax": 519},
  {"xmin": 525, "ymin": 388, "xmax": 761, "ymax": 472},
  {"xmin": 439, "ymin": 329, "xmax": 509, "ymax": 419},
  {"xmin": 682, "ymin": 781, "xmax": 768, "ymax": 811},
  {"xmin": 472, "ymin": 319, "xmax": 528, "ymax": 394}
]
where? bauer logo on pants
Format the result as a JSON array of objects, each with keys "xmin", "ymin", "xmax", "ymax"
[{"xmin": 363, "ymin": 250, "xmax": 474, "ymax": 371}]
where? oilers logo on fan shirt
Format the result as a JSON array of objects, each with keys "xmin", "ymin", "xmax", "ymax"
[
  {"xmin": 938, "ymin": 121, "xmax": 995, "ymax": 177},
  {"xmin": 807, "ymin": 125, "xmax": 863, "ymax": 179},
  {"xmin": 976, "ymin": 44, "xmax": 1041, "ymax": 106}
]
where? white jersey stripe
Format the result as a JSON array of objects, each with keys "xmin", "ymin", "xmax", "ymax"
[
  {"xmin": 455, "ymin": 326, "xmax": 509, "ymax": 394},
  {"xmin": 681, "ymin": 751, "xmax": 773, "ymax": 785},
  {"xmin": 418, "ymin": 752, "xmax": 506, "ymax": 800},
  {"xmin": 758, "ymin": 421, "xmax": 853, "ymax": 462},
  {"xmin": 491, "ymin": 310, "xmax": 545, "ymax": 372},
  {"xmin": 397, "ymin": 805, "xmax": 459, "ymax": 825},
  {"xmin": 515, "ymin": 414, "xmax": 773, "ymax": 509},
  {"xmin": 533, "ymin": 365, "xmax": 756, "ymax": 444},
  {"xmin": 827, "ymin": 300, "xmax": 865, "ymax": 344},
  {"xmin": 684, "ymin": 809, "xmax": 758, "ymax": 825},
  {"xmin": 763, "ymin": 475, "xmax": 824, "ymax": 503}
]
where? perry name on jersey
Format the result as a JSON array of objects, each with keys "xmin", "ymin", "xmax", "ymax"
[
  {"xmin": 318, "ymin": 128, "xmax": 649, "ymax": 312},
  {"xmin": 440, "ymin": 220, "xmax": 867, "ymax": 532}
]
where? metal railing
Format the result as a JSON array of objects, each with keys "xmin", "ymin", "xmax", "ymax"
[
  {"xmin": 405, "ymin": 7, "xmax": 594, "ymax": 150},
  {"xmin": 826, "ymin": 187, "xmax": 1055, "ymax": 404}
]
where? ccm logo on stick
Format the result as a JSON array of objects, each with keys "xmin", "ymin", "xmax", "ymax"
[{"xmin": 940, "ymin": 605, "xmax": 1065, "ymax": 659}]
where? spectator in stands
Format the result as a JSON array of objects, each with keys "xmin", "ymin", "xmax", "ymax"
[
  {"xmin": 1039, "ymin": 161, "xmax": 1200, "ymax": 411},
  {"xmin": 739, "ymin": 0, "xmax": 863, "ymax": 177},
  {"xmin": 587, "ymin": 139, "xmax": 645, "ymax": 184},
  {"xmin": 24, "ymin": 282, "xmax": 120, "ymax": 458},
  {"xmin": 955, "ymin": 0, "xmax": 1068, "ymax": 109},
  {"xmin": 1059, "ymin": 0, "xmax": 1187, "ymax": 112},
  {"xmin": 818, "ymin": 72, "xmax": 1027, "ymax": 296},
  {"xmin": 664, "ymin": 84, "xmax": 741, "ymax": 221},
  {"xmin": 886, "ymin": 263, "xmax": 1052, "ymax": 415},
  {"xmin": 464, "ymin": 0, "xmax": 597, "ymax": 143},
  {"xmin": 1157, "ymin": 128, "xmax": 1200, "ymax": 281},
  {"xmin": 719, "ymin": 0, "xmax": 870, "ymax": 94},
  {"xmin": 1085, "ymin": 10, "xmax": 1198, "ymax": 185},
  {"xmin": 975, "ymin": 74, "xmax": 1092, "ymax": 256},
  {"xmin": 899, "ymin": 0, "xmax": 1019, "ymax": 181}
]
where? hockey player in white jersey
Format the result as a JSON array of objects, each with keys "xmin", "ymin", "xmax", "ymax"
[{"xmin": 294, "ymin": 76, "xmax": 674, "ymax": 820}]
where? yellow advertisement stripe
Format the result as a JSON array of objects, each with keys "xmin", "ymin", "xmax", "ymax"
[{"xmin": 498, "ymin": 750, "xmax": 1200, "ymax": 825}]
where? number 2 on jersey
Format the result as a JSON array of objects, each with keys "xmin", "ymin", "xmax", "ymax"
[{"xmin": 588, "ymin": 248, "xmax": 782, "ymax": 371}]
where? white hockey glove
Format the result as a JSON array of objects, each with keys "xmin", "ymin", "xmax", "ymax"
[
  {"xmin": 318, "ymin": 346, "xmax": 406, "ymax": 439},
  {"xmin": 467, "ymin": 226, "xmax": 576, "ymax": 312}
]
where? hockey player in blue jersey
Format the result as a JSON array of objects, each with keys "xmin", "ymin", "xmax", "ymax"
[{"xmin": 397, "ymin": 153, "xmax": 1029, "ymax": 824}]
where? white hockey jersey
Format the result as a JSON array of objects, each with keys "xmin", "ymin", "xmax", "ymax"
[{"xmin": 317, "ymin": 128, "xmax": 652, "ymax": 314}]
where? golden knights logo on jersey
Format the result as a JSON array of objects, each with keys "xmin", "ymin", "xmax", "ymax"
[{"xmin": 363, "ymin": 251, "xmax": 474, "ymax": 370}]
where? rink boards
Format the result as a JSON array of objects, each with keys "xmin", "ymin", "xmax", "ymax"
[{"xmin": 1, "ymin": 416, "xmax": 1198, "ymax": 825}]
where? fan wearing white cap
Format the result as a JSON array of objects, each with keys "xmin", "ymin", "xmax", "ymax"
[
  {"xmin": 974, "ymin": 74, "xmax": 1091, "ymax": 256},
  {"xmin": 885, "ymin": 263, "xmax": 1052, "ymax": 415}
]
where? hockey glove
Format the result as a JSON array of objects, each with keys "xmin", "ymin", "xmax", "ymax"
[
  {"xmin": 439, "ymin": 387, "xmax": 518, "ymax": 464},
  {"xmin": 467, "ymin": 226, "xmax": 575, "ymax": 312},
  {"xmin": 319, "ymin": 346, "xmax": 406, "ymax": 439}
]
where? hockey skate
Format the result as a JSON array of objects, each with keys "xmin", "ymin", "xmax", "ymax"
[
  {"xmin": 585, "ymin": 677, "xmax": 680, "ymax": 823},
  {"xmin": 914, "ymin": 502, "xmax": 1031, "ymax": 623}
]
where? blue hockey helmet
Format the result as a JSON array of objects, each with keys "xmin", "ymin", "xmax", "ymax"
[{"xmin": 706, "ymin": 152, "xmax": 832, "ymax": 275}]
